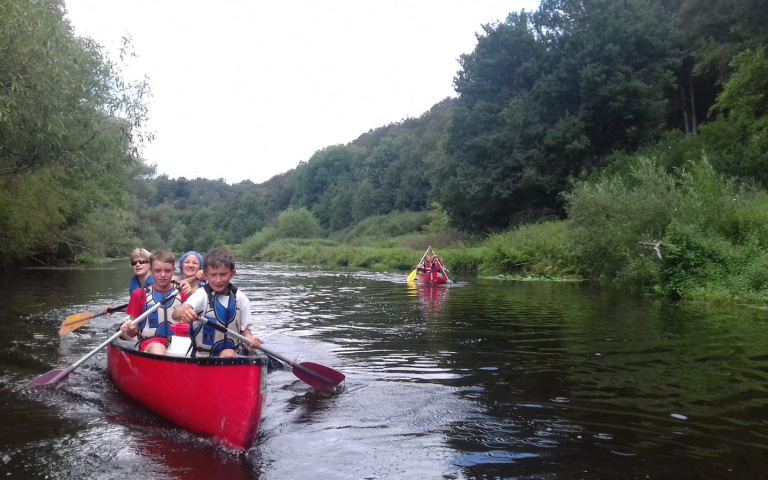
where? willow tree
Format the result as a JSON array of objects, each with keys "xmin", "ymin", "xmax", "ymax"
[{"xmin": 0, "ymin": 0, "xmax": 152, "ymax": 263}]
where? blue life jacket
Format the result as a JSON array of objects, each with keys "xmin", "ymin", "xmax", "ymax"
[
  {"xmin": 191, "ymin": 284, "xmax": 243, "ymax": 357},
  {"xmin": 129, "ymin": 274, "xmax": 155, "ymax": 295},
  {"xmin": 136, "ymin": 285, "xmax": 181, "ymax": 341}
]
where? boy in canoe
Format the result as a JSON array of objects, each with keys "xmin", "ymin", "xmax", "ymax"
[
  {"xmin": 102, "ymin": 247, "xmax": 155, "ymax": 315},
  {"xmin": 173, "ymin": 247, "xmax": 260, "ymax": 358},
  {"xmin": 120, "ymin": 249, "xmax": 185, "ymax": 355},
  {"xmin": 129, "ymin": 247, "xmax": 155, "ymax": 294}
]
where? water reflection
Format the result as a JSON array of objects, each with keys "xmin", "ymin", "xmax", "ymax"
[{"xmin": 413, "ymin": 283, "xmax": 450, "ymax": 316}]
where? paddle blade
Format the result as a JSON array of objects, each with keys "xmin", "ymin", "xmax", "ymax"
[
  {"xmin": 406, "ymin": 269, "xmax": 418, "ymax": 283},
  {"xmin": 59, "ymin": 313, "xmax": 96, "ymax": 335},
  {"xmin": 59, "ymin": 304, "xmax": 128, "ymax": 335},
  {"xmin": 292, "ymin": 361, "xmax": 345, "ymax": 389},
  {"xmin": 27, "ymin": 368, "xmax": 69, "ymax": 387}
]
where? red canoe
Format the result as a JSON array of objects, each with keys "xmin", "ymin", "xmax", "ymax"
[
  {"xmin": 107, "ymin": 338, "xmax": 268, "ymax": 450},
  {"xmin": 417, "ymin": 270, "xmax": 449, "ymax": 285}
]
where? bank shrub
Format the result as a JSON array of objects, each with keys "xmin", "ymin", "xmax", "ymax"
[
  {"xmin": 239, "ymin": 227, "xmax": 279, "ymax": 260},
  {"xmin": 483, "ymin": 221, "xmax": 573, "ymax": 275},
  {"xmin": 259, "ymin": 239, "xmax": 419, "ymax": 269},
  {"xmin": 441, "ymin": 247, "xmax": 487, "ymax": 275},
  {"xmin": 344, "ymin": 211, "xmax": 430, "ymax": 243},
  {"xmin": 565, "ymin": 157, "xmax": 680, "ymax": 280},
  {"xmin": 657, "ymin": 223, "xmax": 763, "ymax": 302},
  {"xmin": 275, "ymin": 208, "xmax": 324, "ymax": 239}
]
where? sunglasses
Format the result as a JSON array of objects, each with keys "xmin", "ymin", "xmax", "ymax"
[{"xmin": 131, "ymin": 260, "xmax": 149, "ymax": 266}]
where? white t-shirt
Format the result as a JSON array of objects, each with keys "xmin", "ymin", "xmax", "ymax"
[{"xmin": 184, "ymin": 286, "xmax": 253, "ymax": 332}]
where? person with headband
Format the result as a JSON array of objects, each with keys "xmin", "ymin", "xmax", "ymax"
[{"xmin": 176, "ymin": 250, "xmax": 206, "ymax": 297}]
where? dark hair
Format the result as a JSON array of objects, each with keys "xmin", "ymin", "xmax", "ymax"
[
  {"xmin": 204, "ymin": 247, "xmax": 236, "ymax": 271},
  {"xmin": 150, "ymin": 248, "xmax": 175, "ymax": 267}
]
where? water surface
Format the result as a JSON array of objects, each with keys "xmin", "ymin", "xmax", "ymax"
[{"xmin": 1, "ymin": 262, "xmax": 767, "ymax": 479}]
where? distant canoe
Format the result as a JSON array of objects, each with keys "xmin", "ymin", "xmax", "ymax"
[
  {"xmin": 107, "ymin": 338, "xmax": 268, "ymax": 450},
  {"xmin": 417, "ymin": 270, "xmax": 448, "ymax": 285}
]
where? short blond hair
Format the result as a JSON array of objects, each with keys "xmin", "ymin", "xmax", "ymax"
[
  {"xmin": 130, "ymin": 248, "xmax": 151, "ymax": 261},
  {"xmin": 150, "ymin": 249, "xmax": 175, "ymax": 267}
]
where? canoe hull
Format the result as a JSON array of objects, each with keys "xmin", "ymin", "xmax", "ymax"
[
  {"xmin": 417, "ymin": 271, "xmax": 448, "ymax": 285},
  {"xmin": 107, "ymin": 340, "xmax": 268, "ymax": 450}
]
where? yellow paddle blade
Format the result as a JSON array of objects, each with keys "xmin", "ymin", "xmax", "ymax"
[
  {"xmin": 406, "ymin": 269, "xmax": 418, "ymax": 283},
  {"xmin": 57, "ymin": 303, "xmax": 127, "ymax": 335},
  {"xmin": 59, "ymin": 312, "xmax": 96, "ymax": 335},
  {"xmin": 63, "ymin": 311, "xmax": 95, "ymax": 324}
]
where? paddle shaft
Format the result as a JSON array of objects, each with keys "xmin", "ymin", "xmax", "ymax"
[
  {"xmin": 416, "ymin": 247, "xmax": 430, "ymax": 270},
  {"xmin": 407, "ymin": 247, "xmax": 432, "ymax": 283},
  {"xmin": 106, "ymin": 303, "xmax": 129, "ymax": 314},
  {"xmin": 29, "ymin": 290, "xmax": 178, "ymax": 386},
  {"xmin": 78, "ymin": 303, "xmax": 129, "ymax": 321},
  {"xmin": 196, "ymin": 317, "xmax": 338, "ymax": 386}
]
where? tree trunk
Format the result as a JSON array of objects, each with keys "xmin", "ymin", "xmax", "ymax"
[
  {"xmin": 689, "ymin": 76, "xmax": 698, "ymax": 135},
  {"xmin": 680, "ymin": 85, "xmax": 690, "ymax": 134}
]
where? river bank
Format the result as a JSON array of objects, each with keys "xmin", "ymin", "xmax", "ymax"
[{"xmin": 242, "ymin": 213, "xmax": 768, "ymax": 306}]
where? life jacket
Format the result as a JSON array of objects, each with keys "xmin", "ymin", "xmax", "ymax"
[
  {"xmin": 129, "ymin": 274, "xmax": 154, "ymax": 294},
  {"xmin": 191, "ymin": 283, "xmax": 243, "ymax": 357},
  {"xmin": 136, "ymin": 285, "xmax": 182, "ymax": 341}
]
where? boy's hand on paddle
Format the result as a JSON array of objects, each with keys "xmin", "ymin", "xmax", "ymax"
[
  {"xmin": 176, "ymin": 304, "xmax": 199, "ymax": 324},
  {"xmin": 242, "ymin": 330, "xmax": 260, "ymax": 350},
  {"xmin": 120, "ymin": 318, "xmax": 138, "ymax": 338}
]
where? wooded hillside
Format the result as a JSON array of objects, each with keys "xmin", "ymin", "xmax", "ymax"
[{"xmin": 2, "ymin": 0, "xmax": 767, "ymax": 264}]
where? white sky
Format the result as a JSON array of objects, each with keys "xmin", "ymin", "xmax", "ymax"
[{"xmin": 64, "ymin": 1, "xmax": 540, "ymax": 184}]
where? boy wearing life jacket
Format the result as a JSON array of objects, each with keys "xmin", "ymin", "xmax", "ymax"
[
  {"xmin": 120, "ymin": 249, "xmax": 184, "ymax": 355},
  {"xmin": 173, "ymin": 247, "xmax": 260, "ymax": 358}
]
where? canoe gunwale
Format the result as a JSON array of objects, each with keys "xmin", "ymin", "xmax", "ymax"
[{"xmin": 110, "ymin": 337, "xmax": 269, "ymax": 366}]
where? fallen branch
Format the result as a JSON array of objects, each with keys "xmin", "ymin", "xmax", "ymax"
[{"xmin": 638, "ymin": 241, "xmax": 675, "ymax": 259}]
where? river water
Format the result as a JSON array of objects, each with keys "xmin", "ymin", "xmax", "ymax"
[{"xmin": 1, "ymin": 262, "xmax": 768, "ymax": 479}]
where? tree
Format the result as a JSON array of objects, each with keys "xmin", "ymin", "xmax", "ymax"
[
  {"xmin": 711, "ymin": 47, "xmax": 768, "ymax": 151},
  {"xmin": 437, "ymin": 0, "xmax": 680, "ymax": 232},
  {"xmin": 0, "ymin": 0, "xmax": 153, "ymax": 263},
  {"xmin": 274, "ymin": 208, "xmax": 323, "ymax": 238}
]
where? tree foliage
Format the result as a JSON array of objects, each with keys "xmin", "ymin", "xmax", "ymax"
[
  {"xmin": 0, "ymin": 0, "xmax": 151, "ymax": 264},
  {"xmin": 5, "ymin": 0, "xmax": 768, "ymax": 265}
]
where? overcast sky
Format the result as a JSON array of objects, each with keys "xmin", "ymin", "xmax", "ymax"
[{"xmin": 64, "ymin": 1, "xmax": 540, "ymax": 184}]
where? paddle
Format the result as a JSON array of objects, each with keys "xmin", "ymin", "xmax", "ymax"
[
  {"xmin": 196, "ymin": 317, "xmax": 345, "ymax": 390},
  {"xmin": 59, "ymin": 303, "xmax": 129, "ymax": 335},
  {"xmin": 407, "ymin": 247, "xmax": 431, "ymax": 283},
  {"xmin": 28, "ymin": 291, "xmax": 178, "ymax": 387}
]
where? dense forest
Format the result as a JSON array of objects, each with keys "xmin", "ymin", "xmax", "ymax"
[{"xmin": 2, "ymin": 0, "xmax": 768, "ymax": 279}]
